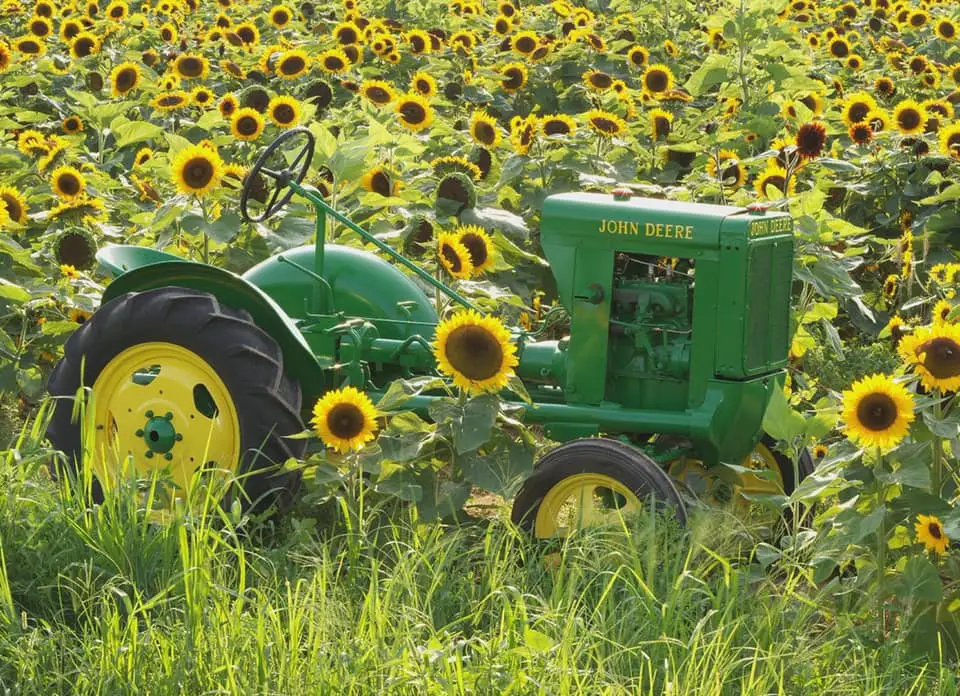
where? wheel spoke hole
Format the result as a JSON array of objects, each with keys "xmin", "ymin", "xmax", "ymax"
[
  {"xmin": 131, "ymin": 364, "xmax": 161, "ymax": 386},
  {"xmin": 193, "ymin": 384, "xmax": 219, "ymax": 419},
  {"xmin": 595, "ymin": 486, "xmax": 628, "ymax": 510}
]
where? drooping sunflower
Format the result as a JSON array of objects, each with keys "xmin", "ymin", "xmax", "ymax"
[
  {"xmin": 361, "ymin": 166, "xmax": 397, "ymax": 197},
  {"xmin": 899, "ymin": 323, "xmax": 960, "ymax": 392},
  {"xmin": 500, "ymin": 63, "xmax": 528, "ymax": 92},
  {"xmin": 50, "ymin": 165, "xmax": 86, "ymax": 200},
  {"xmin": 795, "ymin": 121, "xmax": 827, "ymax": 159},
  {"xmin": 310, "ymin": 385, "xmax": 378, "ymax": 453},
  {"xmin": 49, "ymin": 195, "xmax": 106, "ymax": 221},
  {"xmin": 360, "ymin": 79, "xmax": 396, "ymax": 107},
  {"xmin": 892, "ymin": 99, "xmax": 927, "ymax": 134},
  {"xmin": 62, "ymin": 116, "xmax": 84, "ymax": 134},
  {"xmin": 915, "ymin": 514, "xmax": 950, "ymax": 555},
  {"xmin": 469, "ymin": 110, "xmax": 502, "ymax": 148},
  {"xmin": 641, "ymin": 63, "xmax": 674, "ymax": 94},
  {"xmin": 231, "ymin": 108, "xmax": 265, "ymax": 141},
  {"xmin": 437, "ymin": 232, "xmax": 474, "ymax": 280},
  {"xmin": 171, "ymin": 143, "xmax": 224, "ymax": 197},
  {"xmin": 109, "ymin": 61, "xmax": 141, "ymax": 96},
  {"xmin": 840, "ymin": 373, "xmax": 914, "ymax": 452},
  {"xmin": 430, "ymin": 156, "xmax": 481, "ymax": 181},
  {"xmin": 706, "ymin": 150, "xmax": 746, "ymax": 189},
  {"xmin": 648, "ymin": 108, "xmax": 673, "ymax": 140},
  {"xmin": 317, "ymin": 48, "xmax": 350, "ymax": 74},
  {"xmin": 455, "ymin": 224, "xmax": 495, "ymax": 275},
  {"xmin": 395, "ymin": 94, "xmax": 434, "ymax": 132},
  {"xmin": 940, "ymin": 122, "xmax": 960, "ymax": 159},
  {"xmin": 54, "ymin": 229, "xmax": 97, "ymax": 269},
  {"xmin": 755, "ymin": 164, "xmax": 794, "ymax": 199},
  {"xmin": 584, "ymin": 109, "xmax": 627, "ymax": 138},
  {"xmin": 433, "ymin": 310, "xmax": 518, "ymax": 395},
  {"xmin": 0, "ymin": 186, "xmax": 28, "ymax": 225},
  {"xmin": 268, "ymin": 96, "xmax": 300, "ymax": 128}
]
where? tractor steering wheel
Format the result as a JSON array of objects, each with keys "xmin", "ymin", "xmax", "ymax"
[{"xmin": 240, "ymin": 126, "xmax": 316, "ymax": 223}]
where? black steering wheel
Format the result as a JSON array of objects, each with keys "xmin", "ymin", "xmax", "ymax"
[{"xmin": 240, "ymin": 126, "xmax": 316, "ymax": 223}]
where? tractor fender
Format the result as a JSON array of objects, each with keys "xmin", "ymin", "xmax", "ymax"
[
  {"xmin": 100, "ymin": 260, "xmax": 325, "ymax": 402},
  {"xmin": 241, "ymin": 243, "xmax": 439, "ymax": 339}
]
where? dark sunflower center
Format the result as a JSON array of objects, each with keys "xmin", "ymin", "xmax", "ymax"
[
  {"xmin": 158, "ymin": 95, "xmax": 184, "ymax": 107},
  {"xmin": 337, "ymin": 27, "xmax": 356, "ymax": 44},
  {"xmin": 415, "ymin": 79, "xmax": 431, "ymax": 94},
  {"xmin": 830, "ymin": 40, "xmax": 849, "ymax": 57},
  {"xmin": 236, "ymin": 116, "xmax": 259, "ymax": 136},
  {"xmin": 273, "ymin": 104, "xmax": 295, "ymax": 123},
  {"xmin": 918, "ymin": 337, "xmax": 960, "ymax": 379},
  {"xmin": 400, "ymin": 101, "xmax": 426, "ymax": 123},
  {"xmin": 947, "ymin": 134, "xmax": 960, "ymax": 154},
  {"xmin": 4, "ymin": 195, "xmax": 22, "ymax": 222},
  {"xmin": 220, "ymin": 100, "xmax": 236, "ymax": 115},
  {"xmin": 515, "ymin": 36, "xmax": 535, "ymax": 52},
  {"xmin": 437, "ymin": 176, "xmax": 469, "ymax": 204},
  {"xmin": 326, "ymin": 403, "xmax": 365, "ymax": 439},
  {"xmin": 849, "ymin": 103, "xmax": 870, "ymax": 123},
  {"xmin": 196, "ymin": 91, "xmax": 211, "ymax": 103},
  {"xmin": 445, "ymin": 325, "xmax": 504, "ymax": 381},
  {"xmin": 274, "ymin": 9, "xmax": 289, "ymax": 23},
  {"xmin": 459, "ymin": 233, "xmax": 488, "ymax": 268},
  {"xmin": 237, "ymin": 27, "xmax": 255, "ymax": 42},
  {"xmin": 115, "ymin": 68, "xmax": 136, "ymax": 91},
  {"xmin": 183, "ymin": 156, "xmax": 215, "ymax": 188},
  {"xmin": 109, "ymin": 6, "xmax": 123, "ymax": 17},
  {"xmin": 646, "ymin": 71, "xmax": 668, "ymax": 92},
  {"xmin": 325, "ymin": 56, "xmax": 344, "ymax": 70},
  {"xmin": 797, "ymin": 125, "xmax": 825, "ymax": 155},
  {"xmin": 630, "ymin": 51, "xmax": 645, "ymax": 66},
  {"xmin": 855, "ymin": 392, "xmax": 898, "ymax": 431},
  {"xmin": 941, "ymin": 23, "xmax": 956, "ymax": 39},
  {"xmin": 161, "ymin": 29, "xmax": 173, "ymax": 40},
  {"xmin": 58, "ymin": 233, "xmax": 94, "ymax": 267},
  {"xmin": 653, "ymin": 116, "xmax": 670, "ymax": 138},
  {"xmin": 58, "ymin": 174, "xmax": 81, "ymax": 196},
  {"xmin": 762, "ymin": 174, "xmax": 786, "ymax": 193},
  {"xmin": 410, "ymin": 35, "xmax": 425, "ymax": 51},
  {"xmin": 64, "ymin": 24, "xmax": 80, "ymax": 39},
  {"xmin": 590, "ymin": 72, "xmax": 612, "ymax": 89},
  {"xmin": 910, "ymin": 58, "xmax": 926, "ymax": 73},
  {"xmin": 371, "ymin": 171, "xmax": 391, "ymax": 197},
  {"xmin": 591, "ymin": 116, "xmax": 618, "ymax": 134},
  {"xmin": 31, "ymin": 19, "xmax": 49, "ymax": 34},
  {"xmin": 543, "ymin": 119, "xmax": 570, "ymax": 135},
  {"xmin": 721, "ymin": 163, "xmax": 742, "ymax": 183},
  {"xmin": 179, "ymin": 57, "xmax": 203, "ymax": 77},
  {"xmin": 21, "ymin": 40, "xmax": 42, "ymax": 53},
  {"xmin": 929, "ymin": 522, "xmax": 943, "ymax": 539},
  {"xmin": 474, "ymin": 121, "xmax": 496, "ymax": 145},
  {"xmin": 65, "ymin": 118, "xmax": 80, "ymax": 130},
  {"xmin": 504, "ymin": 68, "xmax": 524, "ymax": 89},
  {"xmin": 898, "ymin": 109, "xmax": 921, "ymax": 130},
  {"xmin": 440, "ymin": 243, "xmax": 463, "ymax": 272},
  {"xmin": 366, "ymin": 86, "xmax": 391, "ymax": 103}
]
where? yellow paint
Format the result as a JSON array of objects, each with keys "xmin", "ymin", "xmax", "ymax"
[
  {"xmin": 535, "ymin": 472, "xmax": 642, "ymax": 538},
  {"xmin": 596, "ymin": 218, "xmax": 694, "ymax": 239}
]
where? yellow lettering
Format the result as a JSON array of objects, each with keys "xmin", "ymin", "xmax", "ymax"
[
  {"xmin": 685, "ymin": 226, "xmax": 694, "ymax": 239},
  {"xmin": 664, "ymin": 224, "xmax": 673, "ymax": 238},
  {"xmin": 655, "ymin": 224, "xmax": 664, "ymax": 237},
  {"xmin": 645, "ymin": 223, "xmax": 656, "ymax": 236},
  {"xmin": 629, "ymin": 222, "xmax": 639, "ymax": 235}
]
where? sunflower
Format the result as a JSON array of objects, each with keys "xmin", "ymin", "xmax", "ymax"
[
  {"xmin": 510, "ymin": 115, "xmax": 537, "ymax": 155},
  {"xmin": 706, "ymin": 149, "xmax": 746, "ymax": 189},
  {"xmin": 157, "ymin": 74, "xmax": 181, "ymax": 91},
  {"xmin": 540, "ymin": 114, "xmax": 576, "ymax": 136},
  {"xmin": 109, "ymin": 61, "xmax": 140, "ymax": 96},
  {"xmin": 310, "ymin": 386, "xmax": 378, "ymax": 453},
  {"xmin": 360, "ymin": 79, "xmax": 396, "ymax": 107},
  {"xmin": 840, "ymin": 92, "xmax": 876, "ymax": 126},
  {"xmin": 0, "ymin": 200, "xmax": 8, "ymax": 228},
  {"xmin": 70, "ymin": 31, "xmax": 100, "ymax": 58},
  {"xmin": 317, "ymin": 48, "xmax": 350, "ymax": 74},
  {"xmin": 38, "ymin": 137, "xmax": 70, "ymax": 172},
  {"xmin": 14, "ymin": 36, "xmax": 46, "ymax": 56},
  {"xmin": 105, "ymin": 0, "xmax": 127, "ymax": 20},
  {"xmin": 28, "ymin": 16, "xmax": 52, "ymax": 37},
  {"xmin": 333, "ymin": 21, "xmax": 360, "ymax": 45},
  {"xmin": 159, "ymin": 22, "xmax": 178, "ymax": 43},
  {"xmin": 50, "ymin": 165, "xmax": 86, "ymax": 200},
  {"xmin": 899, "ymin": 323, "xmax": 960, "ymax": 392},
  {"xmin": 940, "ymin": 122, "xmax": 960, "ymax": 159},
  {"xmin": 433, "ymin": 310, "xmax": 518, "ymax": 394},
  {"xmin": 395, "ymin": 94, "xmax": 434, "ymax": 132},
  {"xmin": 874, "ymin": 76, "xmax": 895, "ymax": 98},
  {"xmin": 500, "ymin": 63, "xmax": 528, "ymax": 92},
  {"xmin": 361, "ymin": 166, "xmax": 397, "ymax": 197},
  {"xmin": 584, "ymin": 109, "xmax": 627, "ymax": 137},
  {"xmin": 234, "ymin": 21, "xmax": 259, "ymax": 45},
  {"xmin": 0, "ymin": 186, "xmax": 27, "ymax": 225},
  {"xmin": 891, "ymin": 99, "xmax": 927, "ymax": 135},
  {"xmin": 866, "ymin": 109, "xmax": 889, "ymax": 132},
  {"xmin": 430, "ymin": 156, "xmax": 482, "ymax": 181},
  {"xmin": 933, "ymin": 299, "xmax": 956, "ymax": 326},
  {"xmin": 511, "ymin": 30, "xmax": 538, "ymax": 56},
  {"xmin": 881, "ymin": 273, "xmax": 899, "ymax": 299},
  {"xmin": 269, "ymin": 4, "xmax": 293, "ymax": 28},
  {"xmin": 192, "ymin": 86, "xmax": 215, "ymax": 108},
  {"xmin": 231, "ymin": 108, "xmax": 264, "ymax": 141},
  {"xmin": 936, "ymin": 19, "xmax": 958, "ymax": 42},
  {"xmin": 49, "ymin": 196, "xmax": 106, "ymax": 221},
  {"xmin": 218, "ymin": 94, "xmax": 239, "ymax": 119},
  {"xmin": 849, "ymin": 122, "xmax": 873, "ymax": 145},
  {"xmin": 54, "ymin": 230, "xmax": 97, "ymax": 269},
  {"xmin": 641, "ymin": 63, "xmax": 674, "ymax": 94},
  {"xmin": 132, "ymin": 147, "xmax": 154, "ymax": 168},
  {"xmin": 0, "ymin": 43, "xmax": 11, "ymax": 72},
  {"xmin": 455, "ymin": 224, "xmax": 495, "ymax": 275},
  {"xmin": 60, "ymin": 20, "xmax": 82, "ymax": 43},
  {"xmin": 915, "ymin": 514, "xmax": 950, "ymax": 555},
  {"xmin": 268, "ymin": 96, "xmax": 300, "ymax": 128},
  {"xmin": 405, "ymin": 29, "xmax": 433, "ymax": 54},
  {"xmin": 151, "ymin": 91, "xmax": 190, "ymax": 112},
  {"xmin": 795, "ymin": 121, "xmax": 827, "ymax": 159},
  {"xmin": 469, "ymin": 110, "xmax": 502, "ymax": 148},
  {"xmin": 70, "ymin": 308, "xmax": 92, "ymax": 324},
  {"xmin": 437, "ymin": 232, "xmax": 474, "ymax": 279},
  {"xmin": 171, "ymin": 143, "xmax": 224, "ymax": 197},
  {"xmin": 647, "ymin": 108, "xmax": 673, "ymax": 140},
  {"xmin": 410, "ymin": 71, "xmax": 437, "ymax": 98},
  {"xmin": 755, "ymin": 164, "xmax": 794, "ymax": 199},
  {"xmin": 62, "ymin": 116, "xmax": 83, "ymax": 134},
  {"xmin": 174, "ymin": 54, "xmax": 208, "ymax": 80},
  {"xmin": 840, "ymin": 373, "xmax": 914, "ymax": 452},
  {"xmin": 274, "ymin": 49, "xmax": 310, "ymax": 79},
  {"xmin": 583, "ymin": 70, "xmax": 613, "ymax": 92}
]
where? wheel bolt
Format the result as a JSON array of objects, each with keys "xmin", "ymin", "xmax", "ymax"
[
  {"xmin": 145, "ymin": 410, "xmax": 154, "ymax": 418},
  {"xmin": 145, "ymin": 451, "xmax": 154, "ymax": 459},
  {"xmin": 136, "ymin": 429, "xmax": 144, "ymax": 437},
  {"xmin": 164, "ymin": 412, "xmax": 173, "ymax": 421},
  {"xmin": 164, "ymin": 453, "xmax": 173, "ymax": 461},
  {"xmin": 175, "ymin": 434, "xmax": 183, "ymax": 442}
]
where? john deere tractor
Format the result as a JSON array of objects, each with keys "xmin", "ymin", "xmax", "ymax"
[{"xmin": 46, "ymin": 128, "xmax": 813, "ymax": 534}]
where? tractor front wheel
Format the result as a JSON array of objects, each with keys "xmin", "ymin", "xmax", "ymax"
[
  {"xmin": 511, "ymin": 438, "xmax": 687, "ymax": 538},
  {"xmin": 46, "ymin": 287, "xmax": 305, "ymax": 514}
]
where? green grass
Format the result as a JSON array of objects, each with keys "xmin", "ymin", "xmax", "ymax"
[{"xmin": 0, "ymin": 413, "xmax": 953, "ymax": 694}]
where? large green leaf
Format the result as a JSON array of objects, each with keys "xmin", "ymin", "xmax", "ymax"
[{"xmin": 895, "ymin": 556, "xmax": 942, "ymax": 603}]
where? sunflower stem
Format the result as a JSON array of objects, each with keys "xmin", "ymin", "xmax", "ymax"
[
  {"xmin": 875, "ymin": 448, "xmax": 887, "ymax": 634},
  {"xmin": 933, "ymin": 390, "xmax": 944, "ymax": 497}
]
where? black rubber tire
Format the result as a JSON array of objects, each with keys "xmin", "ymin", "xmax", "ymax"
[
  {"xmin": 761, "ymin": 435, "xmax": 815, "ymax": 497},
  {"xmin": 511, "ymin": 437, "xmax": 688, "ymax": 534},
  {"xmin": 46, "ymin": 286, "xmax": 305, "ymax": 514}
]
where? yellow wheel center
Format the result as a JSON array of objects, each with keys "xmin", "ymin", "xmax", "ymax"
[
  {"xmin": 90, "ymin": 342, "xmax": 240, "ymax": 507},
  {"xmin": 535, "ymin": 473, "xmax": 642, "ymax": 538},
  {"xmin": 668, "ymin": 443, "xmax": 785, "ymax": 512}
]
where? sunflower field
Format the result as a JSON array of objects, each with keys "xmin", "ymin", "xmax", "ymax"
[{"xmin": 2, "ymin": 0, "xmax": 960, "ymax": 688}]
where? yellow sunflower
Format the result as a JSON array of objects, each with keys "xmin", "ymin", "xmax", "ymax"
[
  {"xmin": 410, "ymin": 71, "xmax": 437, "ymax": 98},
  {"xmin": 641, "ymin": 64, "xmax": 674, "ymax": 94},
  {"xmin": 584, "ymin": 109, "xmax": 627, "ymax": 137},
  {"xmin": 0, "ymin": 186, "xmax": 29, "ymax": 224},
  {"xmin": 360, "ymin": 79, "xmax": 396, "ymax": 107},
  {"xmin": 540, "ymin": 114, "xmax": 576, "ymax": 137},
  {"xmin": 310, "ymin": 385, "xmax": 378, "ymax": 453},
  {"xmin": 627, "ymin": 45, "xmax": 649, "ymax": 69},
  {"xmin": 171, "ymin": 143, "xmax": 224, "ymax": 197},
  {"xmin": 469, "ymin": 110, "xmax": 502, "ymax": 148},
  {"xmin": 218, "ymin": 94, "xmax": 239, "ymax": 118},
  {"xmin": 174, "ymin": 54, "xmax": 209, "ymax": 80},
  {"xmin": 70, "ymin": 308, "xmax": 92, "ymax": 324},
  {"xmin": 62, "ymin": 115, "xmax": 84, "ymax": 134},
  {"xmin": 916, "ymin": 514, "xmax": 950, "ymax": 555},
  {"xmin": 583, "ymin": 70, "xmax": 613, "ymax": 92},
  {"xmin": 395, "ymin": 93, "xmax": 434, "ymax": 132},
  {"xmin": 755, "ymin": 164, "xmax": 795, "ymax": 199},
  {"xmin": 109, "ymin": 61, "xmax": 141, "ymax": 97},
  {"xmin": 231, "ymin": 108, "xmax": 265, "ymax": 141},
  {"xmin": 50, "ymin": 165, "xmax": 86, "ymax": 200},
  {"xmin": 192, "ymin": 86, "xmax": 215, "ymax": 108},
  {"xmin": 275, "ymin": 49, "xmax": 310, "ymax": 79},
  {"xmin": 500, "ymin": 62, "xmax": 528, "ymax": 92},
  {"xmin": 706, "ymin": 150, "xmax": 746, "ymax": 189},
  {"xmin": 405, "ymin": 29, "xmax": 433, "ymax": 55},
  {"xmin": 511, "ymin": 30, "xmax": 538, "ymax": 56},
  {"xmin": 841, "ymin": 373, "xmax": 915, "ymax": 452},
  {"xmin": 456, "ymin": 224, "xmax": 495, "ymax": 275},
  {"xmin": 14, "ymin": 36, "xmax": 46, "ymax": 57},
  {"xmin": 433, "ymin": 310, "xmax": 518, "ymax": 394},
  {"xmin": 437, "ymin": 232, "xmax": 474, "ymax": 280},
  {"xmin": 648, "ymin": 108, "xmax": 673, "ymax": 140},
  {"xmin": 933, "ymin": 299, "xmax": 956, "ymax": 326},
  {"xmin": 268, "ymin": 96, "xmax": 300, "ymax": 128},
  {"xmin": 431, "ymin": 156, "xmax": 481, "ymax": 181},
  {"xmin": 317, "ymin": 48, "xmax": 350, "ymax": 74},
  {"xmin": 940, "ymin": 122, "xmax": 960, "ymax": 159},
  {"xmin": 268, "ymin": 4, "xmax": 294, "ymax": 28},
  {"xmin": 70, "ymin": 31, "xmax": 100, "ymax": 59},
  {"xmin": 899, "ymin": 323, "xmax": 960, "ymax": 392},
  {"xmin": 840, "ymin": 92, "xmax": 877, "ymax": 126},
  {"xmin": 151, "ymin": 91, "xmax": 190, "ymax": 112},
  {"xmin": 360, "ymin": 166, "xmax": 398, "ymax": 197},
  {"xmin": 892, "ymin": 99, "xmax": 927, "ymax": 134}
]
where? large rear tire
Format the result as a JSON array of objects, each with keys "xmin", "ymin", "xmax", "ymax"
[{"xmin": 46, "ymin": 286, "xmax": 304, "ymax": 514}]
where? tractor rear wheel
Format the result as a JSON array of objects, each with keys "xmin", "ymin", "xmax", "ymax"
[
  {"xmin": 46, "ymin": 286, "xmax": 305, "ymax": 514},
  {"xmin": 511, "ymin": 438, "xmax": 687, "ymax": 538}
]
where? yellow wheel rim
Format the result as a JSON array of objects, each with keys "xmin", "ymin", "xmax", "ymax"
[
  {"xmin": 534, "ymin": 473, "xmax": 642, "ymax": 538},
  {"xmin": 90, "ymin": 342, "xmax": 241, "ymax": 507},
  {"xmin": 668, "ymin": 443, "xmax": 785, "ymax": 511}
]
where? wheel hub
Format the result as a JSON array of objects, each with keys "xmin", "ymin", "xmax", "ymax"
[{"xmin": 136, "ymin": 410, "xmax": 182, "ymax": 460}]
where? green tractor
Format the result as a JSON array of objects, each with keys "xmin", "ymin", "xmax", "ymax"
[{"xmin": 46, "ymin": 128, "xmax": 813, "ymax": 535}]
